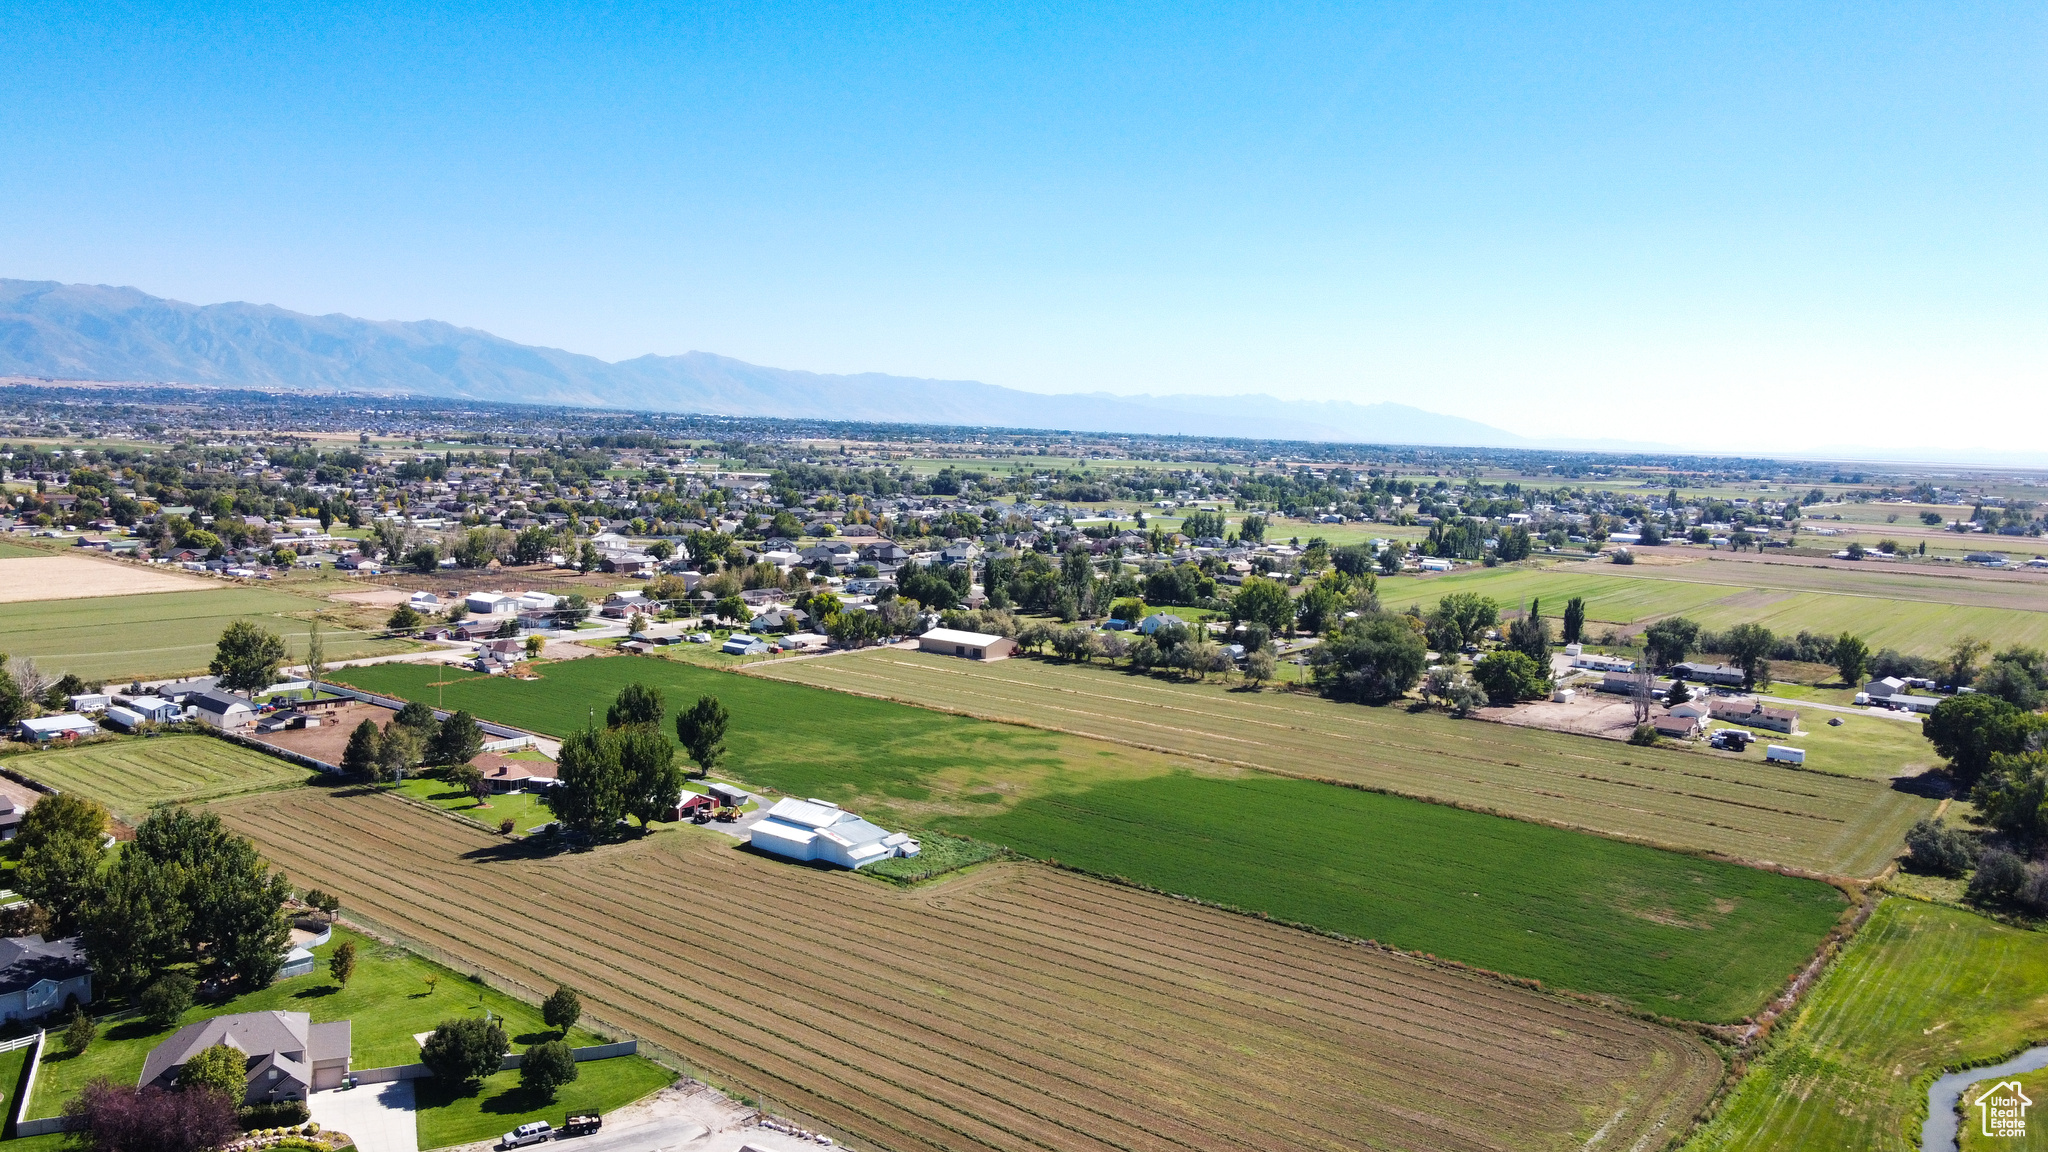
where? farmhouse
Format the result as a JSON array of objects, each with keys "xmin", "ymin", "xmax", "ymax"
[
  {"xmin": 1709, "ymin": 697, "xmax": 1797, "ymax": 734},
  {"xmin": 1651, "ymin": 713, "xmax": 1703, "ymax": 740},
  {"xmin": 140, "ymin": 1011, "xmax": 352, "ymax": 1100},
  {"xmin": 15, "ymin": 714, "xmax": 101, "ymax": 742},
  {"xmin": 748, "ymin": 797, "xmax": 920, "ymax": 869},
  {"xmin": 475, "ymin": 752, "xmax": 557, "ymax": 793},
  {"xmin": 917, "ymin": 628, "xmax": 1017, "ymax": 661},
  {"xmin": 0, "ymin": 934, "xmax": 92, "ymax": 1022},
  {"xmin": 192, "ymin": 689, "xmax": 259, "ymax": 731}
]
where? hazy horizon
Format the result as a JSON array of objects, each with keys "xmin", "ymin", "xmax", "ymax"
[{"xmin": 3, "ymin": 3, "xmax": 2043, "ymax": 454}]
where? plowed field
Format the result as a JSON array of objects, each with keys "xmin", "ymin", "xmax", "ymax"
[
  {"xmin": 750, "ymin": 651, "xmax": 1931, "ymax": 877},
  {"xmin": 218, "ymin": 788, "xmax": 1723, "ymax": 1152}
]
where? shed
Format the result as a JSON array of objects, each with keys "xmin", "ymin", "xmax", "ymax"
[
  {"xmin": 68, "ymin": 693, "xmax": 110, "ymax": 713},
  {"xmin": 917, "ymin": 628, "xmax": 1017, "ymax": 661},
  {"xmin": 16, "ymin": 714, "xmax": 100, "ymax": 743},
  {"xmin": 706, "ymin": 782, "xmax": 752, "ymax": 807}
]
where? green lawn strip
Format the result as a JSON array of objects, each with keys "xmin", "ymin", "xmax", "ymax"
[
  {"xmin": 0, "ymin": 1042, "xmax": 32, "ymax": 1137},
  {"xmin": 0, "ymin": 539, "xmax": 47, "ymax": 558},
  {"xmin": 1696, "ymin": 714, "xmax": 1939, "ymax": 781},
  {"xmin": 1685, "ymin": 898, "xmax": 2048, "ymax": 1152},
  {"xmin": 0, "ymin": 587, "xmax": 415, "ymax": 681},
  {"xmin": 933, "ymin": 772, "xmax": 1846, "ymax": 1023},
  {"xmin": 415, "ymin": 1055, "xmax": 675, "ymax": 1150},
  {"xmin": 4, "ymin": 735, "xmax": 317, "ymax": 821},
  {"xmin": 29, "ymin": 928, "xmax": 640, "ymax": 1119}
]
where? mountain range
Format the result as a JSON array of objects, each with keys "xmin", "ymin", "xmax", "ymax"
[{"xmin": 0, "ymin": 279, "xmax": 1525, "ymax": 447}]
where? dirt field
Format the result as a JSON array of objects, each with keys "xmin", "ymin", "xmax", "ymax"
[
  {"xmin": 1483, "ymin": 691, "xmax": 1646, "ymax": 740},
  {"xmin": 0, "ymin": 555, "xmax": 216, "ymax": 602},
  {"xmin": 250, "ymin": 700, "xmax": 393, "ymax": 765},
  {"xmin": 328, "ymin": 586, "xmax": 416, "ymax": 608},
  {"xmin": 217, "ymin": 788, "xmax": 1725, "ymax": 1152}
]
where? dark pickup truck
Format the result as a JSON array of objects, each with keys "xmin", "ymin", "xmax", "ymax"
[{"xmin": 561, "ymin": 1115, "xmax": 602, "ymax": 1138}]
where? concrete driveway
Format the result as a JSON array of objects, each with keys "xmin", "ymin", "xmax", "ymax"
[{"xmin": 310, "ymin": 1080, "xmax": 418, "ymax": 1152}]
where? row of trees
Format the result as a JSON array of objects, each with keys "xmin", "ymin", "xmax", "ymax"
[
  {"xmin": 543, "ymin": 685, "xmax": 729, "ymax": 839},
  {"xmin": 342, "ymin": 702, "xmax": 485, "ymax": 780},
  {"xmin": 14, "ymin": 799, "xmax": 292, "ymax": 991}
]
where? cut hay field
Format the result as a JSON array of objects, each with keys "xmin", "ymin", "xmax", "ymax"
[
  {"xmin": 750, "ymin": 651, "xmax": 1933, "ymax": 877},
  {"xmin": 336, "ymin": 657, "xmax": 1851, "ymax": 1019},
  {"xmin": 1684, "ymin": 898, "xmax": 2048, "ymax": 1152},
  {"xmin": 4, "ymin": 735, "xmax": 314, "ymax": 820},
  {"xmin": 1376, "ymin": 561, "xmax": 2048, "ymax": 653},
  {"xmin": 0, "ymin": 586, "xmax": 415, "ymax": 680},
  {"xmin": 0, "ymin": 537, "xmax": 48, "ymax": 558},
  {"xmin": 0, "ymin": 554, "xmax": 215, "ymax": 602},
  {"xmin": 218, "ymin": 788, "xmax": 1725, "ymax": 1152}
]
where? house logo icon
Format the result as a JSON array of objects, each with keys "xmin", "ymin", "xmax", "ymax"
[{"xmin": 1975, "ymin": 1079, "xmax": 2032, "ymax": 1139}]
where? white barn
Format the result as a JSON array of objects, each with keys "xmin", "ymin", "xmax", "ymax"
[
  {"xmin": 749, "ymin": 798, "xmax": 920, "ymax": 870},
  {"xmin": 916, "ymin": 628, "xmax": 1017, "ymax": 661}
]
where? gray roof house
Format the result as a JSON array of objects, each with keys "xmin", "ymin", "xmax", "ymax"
[
  {"xmin": 0, "ymin": 935, "xmax": 92, "ymax": 1023},
  {"xmin": 140, "ymin": 1011, "xmax": 352, "ymax": 1101},
  {"xmin": 192, "ymin": 690, "xmax": 259, "ymax": 731}
]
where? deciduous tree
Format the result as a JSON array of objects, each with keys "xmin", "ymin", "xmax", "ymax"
[
  {"xmin": 329, "ymin": 940, "xmax": 357, "ymax": 988},
  {"xmin": 208, "ymin": 621, "xmax": 286, "ymax": 695},
  {"xmin": 177, "ymin": 1043, "xmax": 246, "ymax": 1100},
  {"xmin": 541, "ymin": 985, "xmax": 581, "ymax": 1035},
  {"xmin": 519, "ymin": 1040, "xmax": 578, "ymax": 1101},
  {"xmin": 605, "ymin": 683, "xmax": 666, "ymax": 730},
  {"xmin": 1561, "ymin": 597, "xmax": 1587, "ymax": 644},
  {"xmin": 419, "ymin": 1018, "xmax": 509, "ymax": 1086},
  {"xmin": 64, "ymin": 1079, "xmax": 239, "ymax": 1152},
  {"xmin": 675, "ymin": 695, "xmax": 729, "ymax": 777}
]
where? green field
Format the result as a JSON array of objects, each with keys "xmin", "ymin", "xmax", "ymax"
[
  {"xmin": 392, "ymin": 772, "xmax": 559, "ymax": 834},
  {"xmin": 337, "ymin": 656, "xmax": 1847, "ymax": 1022},
  {"xmin": 5, "ymin": 735, "xmax": 315, "ymax": 820},
  {"xmin": 1961, "ymin": 1069, "xmax": 2048, "ymax": 1150},
  {"xmin": 1376, "ymin": 560, "xmax": 2048, "ymax": 654},
  {"xmin": 752, "ymin": 650, "xmax": 1934, "ymax": 876},
  {"xmin": 0, "ymin": 538, "xmax": 48, "ymax": 558},
  {"xmin": 0, "ymin": 587, "xmax": 415, "ymax": 681},
  {"xmin": 1685, "ymin": 898, "xmax": 2048, "ymax": 1152},
  {"xmin": 29, "ymin": 928, "xmax": 671, "ymax": 1135},
  {"xmin": 1700, "ymin": 712, "xmax": 1939, "ymax": 781},
  {"xmin": 935, "ymin": 772, "xmax": 1846, "ymax": 1021}
]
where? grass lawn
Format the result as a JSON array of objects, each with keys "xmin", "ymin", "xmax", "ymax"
[
  {"xmin": 0, "ymin": 1041, "xmax": 32, "ymax": 1138},
  {"xmin": 415, "ymin": 1056, "xmax": 675, "ymax": 1149},
  {"xmin": 3, "ymin": 735, "xmax": 316, "ymax": 821},
  {"xmin": 0, "ymin": 538, "xmax": 48, "ymax": 558},
  {"xmin": 1696, "ymin": 713, "xmax": 1940, "ymax": 781},
  {"xmin": 0, "ymin": 587, "xmax": 415, "ymax": 681},
  {"xmin": 1685, "ymin": 898, "xmax": 2048, "ymax": 1152},
  {"xmin": 391, "ymin": 774, "xmax": 557, "ymax": 834},
  {"xmin": 934, "ymin": 772, "xmax": 1846, "ymax": 1022},
  {"xmin": 29, "ymin": 928, "xmax": 656, "ymax": 1121}
]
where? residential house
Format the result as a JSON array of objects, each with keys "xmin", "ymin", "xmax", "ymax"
[
  {"xmin": 1651, "ymin": 713, "xmax": 1703, "ymax": 740},
  {"xmin": 0, "ymin": 794, "xmax": 33, "ymax": 840},
  {"xmin": 474, "ymin": 752, "xmax": 557, "ymax": 794},
  {"xmin": 749, "ymin": 608, "xmax": 811, "ymax": 634},
  {"xmin": 1137, "ymin": 614, "xmax": 1186, "ymax": 636},
  {"xmin": 140, "ymin": 1011, "xmax": 352, "ymax": 1100},
  {"xmin": 0, "ymin": 935, "xmax": 92, "ymax": 1022},
  {"xmin": 748, "ymin": 797, "xmax": 920, "ymax": 870},
  {"xmin": 191, "ymin": 690, "xmax": 258, "ymax": 731},
  {"xmin": 1708, "ymin": 697, "xmax": 1797, "ymax": 734}
]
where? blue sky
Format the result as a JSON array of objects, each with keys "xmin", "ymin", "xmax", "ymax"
[{"xmin": 2, "ymin": 2, "xmax": 2042, "ymax": 451}]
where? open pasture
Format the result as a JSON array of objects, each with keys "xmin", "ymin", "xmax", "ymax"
[
  {"xmin": 0, "ymin": 586, "xmax": 414, "ymax": 680},
  {"xmin": 1685, "ymin": 898, "xmax": 2048, "ymax": 1152},
  {"xmin": 218, "ymin": 788, "xmax": 1725, "ymax": 1152},
  {"xmin": 0, "ymin": 553, "xmax": 215, "ymax": 602},
  {"xmin": 340, "ymin": 656, "xmax": 1853, "ymax": 1017},
  {"xmin": 0, "ymin": 536, "xmax": 48, "ymax": 558},
  {"xmin": 934, "ymin": 772, "xmax": 1847, "ymax": 1021},
  {"xmin": 6, "ymin": 735, "xmax": 315, "ymax": 819},
  {"xmin": 752, "ymin": 651, "xmax": 1934, "ymax": 877},
  {"xmin": 1376, "ymin": 560, "xmax": 2048, "ymax": 653}
]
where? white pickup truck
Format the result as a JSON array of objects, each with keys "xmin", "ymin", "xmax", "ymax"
[{"xmin": 503, "ymin": 1122, "xmax": 553, "ymax": 1148}]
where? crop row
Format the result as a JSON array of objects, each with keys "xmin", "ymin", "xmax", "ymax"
[{"xmin": 220, "ymin": 789, "xmax": 1721, "ymax": 1152}]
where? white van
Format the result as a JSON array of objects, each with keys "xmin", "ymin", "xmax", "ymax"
[{"xmin": 503, "ymin": 1122, "xmax": 553, "ymax": 1148}]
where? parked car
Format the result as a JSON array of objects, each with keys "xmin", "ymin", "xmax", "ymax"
[{"xmin": 503, "ymin": 1122, "xmax": 553, "ymax": 1148}]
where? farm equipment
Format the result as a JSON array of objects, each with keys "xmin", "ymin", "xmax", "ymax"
[{"xmin": 714, "ymin": 806, "xmax": 741, "ymax": 822}]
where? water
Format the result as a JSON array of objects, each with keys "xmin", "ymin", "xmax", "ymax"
[{"xmin": 1923, "ymin": 1046, "xmax": 2048, "ymax": 1152}]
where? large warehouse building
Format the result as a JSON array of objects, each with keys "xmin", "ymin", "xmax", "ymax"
[{"xmin": 916, "ymin": 628, "xmax": 1017, "ymax": 660}]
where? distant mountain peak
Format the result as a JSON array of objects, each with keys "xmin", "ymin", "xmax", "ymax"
[{"xmin": 0, "ymin": 278, "xmax": 1524, "ymax": 447}]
